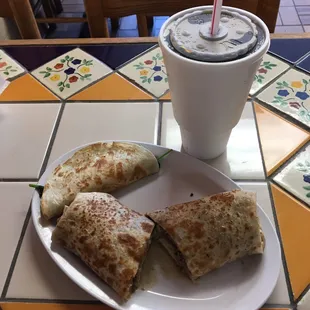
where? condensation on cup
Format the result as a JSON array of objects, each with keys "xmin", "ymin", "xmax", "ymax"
[{"xmin": 159, "ymin": 7, "xmax": 270, "ymax": 159}]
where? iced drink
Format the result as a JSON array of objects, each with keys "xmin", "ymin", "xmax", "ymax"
[{"xmin": 159, "ymin": 6, "xmax": 270, "ymax": 159}]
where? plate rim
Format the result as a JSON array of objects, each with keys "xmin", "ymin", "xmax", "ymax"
[{"xmin": 31, "ymin": 140, "xmax": 281, "ymax": 310}]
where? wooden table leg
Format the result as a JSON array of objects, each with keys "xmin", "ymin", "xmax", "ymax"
[
  {"xmin": 9, "ymin": 0, "xmax": 41, "ymax": 39},
  {"xmin": 137, "ymin": 15, "xmax": 148, "ymax": 37},
  {"xmin": 84, "ymin": 0, "xmax": 110, "ymax": 37},
  {"xmin": 111, "ymin": 18, "xmax": 120, "ymax": 30},
  {"xmin": 147, "ymin": 16, "xmax": 153, "ymax": 29}
]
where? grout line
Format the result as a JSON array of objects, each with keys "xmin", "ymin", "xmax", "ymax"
[
  {"xmin": 0, "ymin": 205, "xmax": 32, "ymax": 298},
  {"xmin": 0, "ymin": 298, "xmax": 102, "ymax": 304},
  {"xmin": 38, "ymin": 101, "xmax": 66, "ymax": 178},
  {"xmin": 266, "ymin": 181, "xmax": 296, "ymax": 305},
  {"xmin": 295, "ymin": 283, "xmax": 310, "ymax": 305},
  {"xmin": 0, "ymin": 178, "xmax": 38, "ymax": 182}
]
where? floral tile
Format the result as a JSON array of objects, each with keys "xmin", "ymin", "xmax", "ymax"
[
  {"xmin": 274, "ymin": 144, "xmax": 310, "ymax": 206},
  {"xmin": 68, "ymin": 73, "xmax": 153, "ymax": 101},
  {"xmin": 257, "ymin": 69, "xmax": 310, "ymax": 127},
  {"xmin": 118, "ymin": 47, "xmax": 169, "ymax": 98},
  {"xmin": 250, "ymin": 54, "xmax": 289, "ymax": 95},
  {"xmin": 271, "ymin": 183, "xmax": 310, "ymax": 300},
  {"xmin": 32, "ymin": 48, "xmax": 112, "ymax": 99},
  {"xmin": 0, "ymin": 49, "xmax": 25, "ymax": 81},
  {"xmin": 254, "ymin": 103, "xmax": 310, "ymax": 176}
]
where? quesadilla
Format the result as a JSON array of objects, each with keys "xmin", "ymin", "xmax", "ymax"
[
  {"xmin": 41, "ymin": 142, "xmax": 159, "ymax": 219},
  {"xmin": 146, "ymin": 190, "xmax": 265, "ymax": 281},
  {"xmin": 52, "ymin": 192, "xmax": 155, "ymax": 301}
]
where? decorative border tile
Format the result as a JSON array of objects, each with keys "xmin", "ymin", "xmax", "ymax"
[
  {"xmin": 274, "ymin": 144, "xmax": 310, "ymax": 206},
  {"xmin": 258, "ymin": 69, "xmax": 310, "ymax": 127},
  {"xmin": 118, "ymin": 47, "xmax": 169, "ymax": 98},
  {"xmin": 250, "ymin": 54, "xmax": 289, "ymax": 95},
  {"xmin": 0, "ymin": 49, "xmax": 25, "ymax": 81},
  {"xmin": 32, "ymin": 48, "xmax": 112, "ymax": 99}
]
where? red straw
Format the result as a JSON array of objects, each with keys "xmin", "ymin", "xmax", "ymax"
[{"xmin": 211, "ymin": 0, "xmax": 223, "ymax": 35}]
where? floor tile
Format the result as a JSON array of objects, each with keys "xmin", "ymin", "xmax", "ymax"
[
  {"xmin": 269, "ymin": 39, "xmax": 310, "ymax": 63},
  {"xmin": 32, "ymin": 48, "xmax": 112, "ymax": 99},
  {"xmin": 250, "ymin": 54, "xmax": 290, "ymax": 95},
  {"xmin": 161, "ymin": 102, "xmax": 265, "ymax": 180},
  {"xmin": 120, "ymin": 15, "xmax": 137, "ymax": 30},
  {"xmin": 0, "ymin": 74, "xmax": 59, "ymax": 102},
  {"xmin": 296, "ymin": 5, "xmax": 310, "ymax": 14},
  {"xmin": 304, "ymin": 25, "xmax": 310, "ymax": 30},
  {"xmin": 280, "ymin": 0, "xmax": 294, "ymax": 5},
  {"xmin": 274, "ymin": 25, "xmax": 304, "ymax": 33},
  {"xmin": 237, "ymin": 182, "xmax": 290, "ymax": 304},
  {"xmin": 3, "ymin": 46, "xmax": 74, "ymax": 71},
  {"xmin": 300, "ymin": 15, "xmax": 310, "ymax": 24},
  {"xmin": 257, "ymin": 69, "xmax": 310, "ymax": 127},
  {"xmin": 294, "ymin": 0, "xmax": 310, "ymax": 4},
  {"xmin": 297, "ymin": 53, "xmax": 310, "ymax": 73},
  {"xmin": 48, "ymin": 102, "xmax": 159, "ymax": 164},
  {"xmin": 118, "ymin": 47, "xmax": 169, "ymax": 98},
  {"xmin": 6, "ymin": 219, "xmax": 94, "ymax": 300},
  {"xmin": 271, "ymin": 183, "xmax": 310, "ymax": 300},
  {"xmin": 81, "ymin": 44, "xmax": 156, "ymax": 70},
  {"xmin": 0, "ymin": 49, "xmax": 25, "ymax": 81},
  {"xmin": 62, "ymin": 4, "xmax": 85, "ymax": 12},
  {"xmin": 0, "ymin": 304, "xmax": 109, "ymax": 310},
  {"xmin": 0, "ymin": 183, "xmax": 33, "ymax": 293},
  {"xmin": 160, "ymin": 91, "xmax": 171, "ymax": 100},
  {"xmin": 68, "ymin": 73, "xmax": 153, "ymax": 101},
  {"xmin": 274, "ymin": 144, "xmax": 310, "ymax": 205},
  {"xmin": 279, "ymin": 7, "xmax": 301, "ymax": 25},
  {"xmin": 298, "ymin": 288, "xmax": 310, "ymax": 310},
  {"xmin": 254, "ymin": 103, "xmax": 310, "ymax": 176},
  {"xmin": 0, "ymin": 103, "xmax": 60, "ymax": 178}
]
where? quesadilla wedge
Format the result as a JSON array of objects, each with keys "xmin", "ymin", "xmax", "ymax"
[
  {"xmin": 52, "ymin": 192, "xmax": 155, "ymax": 301},
  {"xmin": 147, "ymin": 190, "xmax": 265, "ymax": 281},
  {"xmin": 41, "ymin": 142, "xmax": 159, "ymax": 219}
]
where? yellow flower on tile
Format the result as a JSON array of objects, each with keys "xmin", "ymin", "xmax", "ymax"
[
  {"xmin": 80, "ymin": 66, "xmax": 90, "ymax": 74},
  {"xmin": 140, "ymin": 70, "xmax": 148, "ymax": 76},
  {"xmin": 291, "ymin": 81, "xmax": 303, "ymax": 88},
  {"xmin": 50, "ymin": 74, "xmax": 60, "ymax": 81}
]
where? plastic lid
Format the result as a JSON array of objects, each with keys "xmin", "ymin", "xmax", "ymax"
[{"xmin": 170, "ymin": 9, "xmax": 258, "ymax": 62}]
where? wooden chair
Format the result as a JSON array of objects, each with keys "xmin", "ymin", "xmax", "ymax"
[
  {"xmin": 84, "ymin": 0, "xmax": 280, "ymax": 37},
  {"xmin": 0, "ymin": 0, "xmax": 41, "ymax": 39}
]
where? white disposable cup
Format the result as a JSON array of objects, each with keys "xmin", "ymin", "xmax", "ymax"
[{"xmin": 159, "ymin": 6, "xmax": 270, "ymax": 159}]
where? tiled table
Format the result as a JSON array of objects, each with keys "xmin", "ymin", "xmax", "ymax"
[{"xmin": 0, "ymin": 35, "xmax": 309, "ymax": 310}]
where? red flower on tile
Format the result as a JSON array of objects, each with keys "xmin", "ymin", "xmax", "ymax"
[
  {"xmin": 0, "ymin": 62, "xmax": 8, "ymax": 68},
  {"xmin": 258, "ymin": 68, "xmax": 267, "ymax": 74},
  {"xmin": 144, "ymin": 60, "xmax": 153, "ymax": 65},
  {"xmin": 54, "ymin": 63, "xmax": 64, "ymax": 69},
  {"xmin": 69, "ymin": 76, "xmax": 78, "ymax": 83}
]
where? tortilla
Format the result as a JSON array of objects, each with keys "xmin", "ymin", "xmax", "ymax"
[
  {"xmin": 146, "ymin": 190, "xmax": 265, "ymax": 281},
  {"xmin": 41, "ymin": 142, "xmax": 159, "ymax": 219},
  {"xmin": 52, "ymin": 192, "xmax": 155, "ymax": 301}
]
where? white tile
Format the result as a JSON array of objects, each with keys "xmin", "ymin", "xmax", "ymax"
[
  {"xmin": 304, "ymin": 25, "xmax": 310, "ymax": 31},
  {"xmin": 294, "ymin": 0, "xmax": 310, "ymax": 4},
  {"xmin": 299, "ymin": 288, "xmax": 310, "ymax": 310},
  {"xmin": 237, "ymin": 182, "xmax": 290, "ymax": 304},
  {"xmin": 279, "ymin": 7, "xmax": 301, "ymax": 25},
  {"xmin": 276, "ymin": 14, "xmax": 283, "ymax": 26},
  {"xmin": 280, "ymin": 0, "xmax": 294, "ymax": 5},
  {"xmin": 0, "ymin": 183, "xmax": 33, "ymax": 293},
  {"xmin": 0, "ymin": 103, "xmax": 60, "ymax": 178},
  {"xmin": 0, "ymin": 49, "xmax": 25, "ymax": 81},
  {"xmin": 32, "ymin": 48, "xmax": 112, "ymax": 99},
  {"xmin": 275, "ymin": 25, "xmax": 305, "ymax": 33},
  {"xmin": 118, "ymin": 47, "xmax": 168, "ymax": 97},
  {"xmin": 274, "ymin": 144, "xmax": 310, "ymax": 205},
  {"xmin": 161, "ymin": 102, "xmax": 265, "ymax": 180},
  {"xmin": 6, "ymin": 219, "xmax": 94, "ymax": 300},
  {"xmin": 49, "ymin": 102, "xmax": 159, "ymax": 164},
  {"xmin": 250, "ymin": 54, "xmax": 289, "ymax": 95}
]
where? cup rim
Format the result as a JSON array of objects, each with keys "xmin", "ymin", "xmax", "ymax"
[{"xmin": 159, "ymin": 6, "xmax": 270, "ymax": 66}]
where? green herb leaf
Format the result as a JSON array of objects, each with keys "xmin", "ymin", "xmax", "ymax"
[
  {"xmin": 157, "ymin": 149, "xmax": 173, "ymax": 163},
  {"xmin": 29, "ymin": 184, "xmax": 44, "ymax": 197}
]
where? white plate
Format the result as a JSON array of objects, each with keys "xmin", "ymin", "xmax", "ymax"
[{"xmin": 31, "ymin": 141, "xmax": 281, "ymax": 310}]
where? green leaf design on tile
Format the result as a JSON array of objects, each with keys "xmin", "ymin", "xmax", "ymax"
[
  {"xmin": 59, "ymin": 86, "xmax": 64, "ymax": 92},
  {"xmin": 303, "ymin": 186, "xmax": 310, "ymax": 190},
  {"xmin": 306, "ymin": 192, "xmax": 310, "ymax": 198},
  {"xmin": 44, "ymin": 72, "xmax": 51, "ymax": 78}
]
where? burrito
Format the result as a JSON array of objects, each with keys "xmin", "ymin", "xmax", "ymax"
[
  {"xmin": 52, "ymin": 192, "xmax": 155, "ymax": 301},
  {"xmin": 41, "ymin": 142, "xmax": 159, "ymax": 219},
  {"xmin": 147, "ymin": 190, "xmax": 265, "ymax": 281}
]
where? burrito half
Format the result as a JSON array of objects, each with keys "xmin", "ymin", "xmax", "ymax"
[
  {"xmin": 41, "ymin": 142, "xmax": 159, "ymax": 219},
  {"xmin": 52, "ymin": 192, "xmax": 155, "ymax": 300},
  {"xmin": 146, "ymin": 190, "xmax": 265, "ymax": 281}
]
